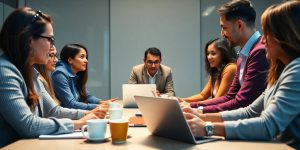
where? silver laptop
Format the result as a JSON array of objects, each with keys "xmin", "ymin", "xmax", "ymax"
[
  {"xmin": 134, "ymin": 95, "xmax": 221, "ymax": 144},
  {"xmin": 122, "ymin": 84, "xmax": 157, "ymax": 108}
]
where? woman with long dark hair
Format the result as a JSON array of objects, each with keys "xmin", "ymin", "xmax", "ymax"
[
  {"xmin": 52, "ymin": 44, "xmax": 116, "ymax": 110},
  {"xmin": 182, "ymin": 37, "xmax": 237, "ymax": 102}
]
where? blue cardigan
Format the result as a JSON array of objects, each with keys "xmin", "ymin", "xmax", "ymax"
[
  {"xmin": 221, "ymin": 57, "xmax": 300, "ymax": 147},
  {"xmin": 51, "ymin": 61, "xmax": 101, "ymax": 110}
]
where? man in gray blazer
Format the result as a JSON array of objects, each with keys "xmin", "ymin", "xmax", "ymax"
[{"xmin": 128, "ymin": 47, "xmax": 175, "ymax": 96}]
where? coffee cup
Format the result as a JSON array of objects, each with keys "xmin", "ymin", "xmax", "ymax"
[
  {"xmin": 160, "ymin": 94, "xmax": 169, "ymax": 98},
  {"xmin": 109, "ymin": 108, "xmax": 123, "ymax": 120},
  {"xmin": 81, "ymin": 119, "xmax": 108, "ymax": 140},
  {"xmin": 109, "ymin": 119, "xmax": 129, "ymax": 144},
  {"xmin": 109, "ymin": 102, "xmax": 121, "ymax": 109}
]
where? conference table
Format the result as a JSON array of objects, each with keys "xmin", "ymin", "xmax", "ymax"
[{"xmin": 2, "ymin": 108, "xmax": 294, "ymax": 150}]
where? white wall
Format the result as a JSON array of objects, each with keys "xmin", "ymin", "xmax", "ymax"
[{"xmin": 110, "ymin": 0, "xmax": 201, "ymax": 98}]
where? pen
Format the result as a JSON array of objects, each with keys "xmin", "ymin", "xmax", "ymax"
[{"xmin": 129, "ymin": 124, "xmax": 147, "ymax": 127}]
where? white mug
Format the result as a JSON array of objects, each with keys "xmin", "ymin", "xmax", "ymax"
[
  {"xmin": 109, "ymin": 108, "xmax": 123, "ymax": 120},
  {"xmin": 81, "ymin": 119, "xmax": 108, "ymax": 140},
  {"xmin": 160, "ymin": 94, "xmax": 169, "ymax": 98},
  {"xmin": 109, "ymin": 102, "xmax": 121, "ymax": 109}
]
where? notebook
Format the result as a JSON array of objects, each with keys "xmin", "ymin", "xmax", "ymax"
[
  {"xmin": 39, "ymin": 131, "xmax": 85, "ymax": 139},
  {"xmin": 122, "ymin": 84, "xmax": 157, "ymax": 108},
  {"xmin": 134, "ymin": 95, "xmax": 221, "ymax": 144},
  {"xmin": 129, "ymin": 116, "xmax": 146, "ymax": 127}
]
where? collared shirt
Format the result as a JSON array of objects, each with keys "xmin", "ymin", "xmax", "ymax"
[
  {"xmin": 238, "ymin": 31, "xmax": 261, "ymax": 85},
  {"xmin": 147, "ymin": 70, "xmax": 158, "ymax": 84}
]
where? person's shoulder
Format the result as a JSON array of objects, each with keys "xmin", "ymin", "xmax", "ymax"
[
  {"xmin": 285, "ymin": 58, "xmax": 300, "ymax": 72},
  {"xmin": 0, "ymin": 55, "xmax": 24, "ymax": 82},
  {"xmin": 54, "ymin": 61, "xmax": 67, "ymax": 71},
  {"xmin": 224, "ymin": 63, "xmax": 237, "ymax": 70},
  {"xmin": 52, "ymin": 66, "xmax": 67, "ymax": 76},
  {"xmin": 0, "ymin": 54, "xmax": 9, "ymax": 63},
  {"xmin": 159, "ymin": 64, "xmax": 172, "ymax": 76},
  {"xmin": 0, "ymin": 54, "xmax": 19, "ymax": 72},
  {"xmin": 132, "ymin": 64, "xmax": 144, "ymax": 70},
  {"xmin": 292, "ymin": 57, "xmax": 300, "ymax": 64},
  {"xmin": 222, "ymin": 63, "xmax": 236, "ymax": 76},
  {"xmin": 160, "ymin": 64, "xmax": 172, "ymax": 71},
  {"xmin": 279, "ymin": 58, "xmax": 300, "ymax": 83},
  {"xmin": 52, "ymin": 61, "xmax": 74, "ymax": 77}
]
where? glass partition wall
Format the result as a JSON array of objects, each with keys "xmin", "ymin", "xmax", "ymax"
[
  {"xmin": 5, "ymin": 0, "xmax": 282, "ymax": 99},
  {"xmin": 0, "ymin": 0, "xmax": 17, "ymax": 26},
  {"xmin": 25, "ymin": 0, "xmax": 111, "ymax": 99}
]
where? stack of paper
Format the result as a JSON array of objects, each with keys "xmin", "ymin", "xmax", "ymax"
[
  {"xmin": 39, "ymin": 131, "xmax": 86, "ymax": 139},
  {"xmin": 129, "ymin": 116, "xmax": 146, "ymax": 127}
]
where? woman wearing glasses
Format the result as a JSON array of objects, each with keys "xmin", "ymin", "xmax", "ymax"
[
  {"xmin": 0, "ymin": 7, "xmax": 105, "ymax": 147},
  {"xmin": 51, "ymin": 44, "xmax": 116, "ymax": 110},
  {"xmin": 181, "ymin": 38, "xmax": 237, "ymax": 102},
  {"xmin": 183, "ymin": 1, "xmax": 300, "ymax": 148}
]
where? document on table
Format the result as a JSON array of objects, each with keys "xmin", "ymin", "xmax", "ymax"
[
  {"xmin": 129, "ymin": 116, "xmax": 146, "ymax": 127},
  {"xmin": 39, "ymin": 131, "xmax": 86, "ymax": 139}
]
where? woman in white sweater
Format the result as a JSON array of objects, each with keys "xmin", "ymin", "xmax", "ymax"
[
  {"xmin": 182, "ymin": 1, "xmax": 300, "ymax": 148},
  {"xmin": 0, "ymin": 7, "xmax": 107, "ymax": 147}
]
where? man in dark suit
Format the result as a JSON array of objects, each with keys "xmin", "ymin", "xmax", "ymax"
[
  {"xmin": 190, "ymin": 0, "xmax": 269, "ymax": 113},
  {"xmin": 128, "ymin": 47, "xmax": 175, "ymax": 96}
]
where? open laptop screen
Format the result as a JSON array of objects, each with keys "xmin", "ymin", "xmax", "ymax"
[{"xmin": 122, "ymin": 84, "xmax": 156, "ymax": 108}]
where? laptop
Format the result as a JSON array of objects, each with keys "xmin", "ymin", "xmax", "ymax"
[
  {"xmin": 134, "ymin": 95, "xmax": 221, "ymax": 144},
  {"xmin": 122, "ymin": 84, "xmax": 157, "ymax": 108}
]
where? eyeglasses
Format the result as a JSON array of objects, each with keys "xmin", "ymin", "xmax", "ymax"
[
  {"xmin": 146, "ymin": 61, "xmax": 160, "ymax": 65},
  {"xmin": 31, "ymin": 10, "xmax": 44, "ymax": 23},
  {"xmin": 36, "ymin": 35, "xmax": 55, "ymax": 48},
  {"xmin": 48, "ymin": 53, "xmax": 57, "ymax": 60}
]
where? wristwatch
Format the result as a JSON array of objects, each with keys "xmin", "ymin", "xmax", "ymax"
[
  {"xmin": 205, "ymin": 121, "xmax": 214, "ymax": 136},
  {"xmin": 197, "ymin": 106, "xmax": 204, "ymax": 114}
]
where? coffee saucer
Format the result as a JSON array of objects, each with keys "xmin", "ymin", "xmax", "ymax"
[{"xmin": 87, "ymin": 137, "xmax": 109, "ymax": 143}]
